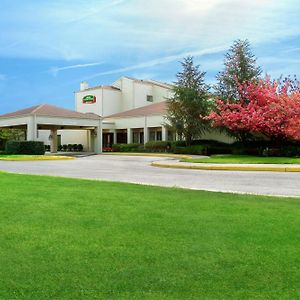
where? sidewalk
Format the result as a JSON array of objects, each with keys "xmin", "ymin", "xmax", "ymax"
[{"xmin": 151, "ymin": 159, "xmax": 300, "ymax": 172}]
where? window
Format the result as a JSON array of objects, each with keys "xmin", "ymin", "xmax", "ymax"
[
  {"xmin": 147, "ymin": 95, "xmax": 153, "ymax": 102},
  {"xmin": 133, "ymin": 132, "xmax": 140, "ymax": 144},
  {"xmin": 149, "ymin": 131, "xmax": 156, "ymax": 141},
  {"xmin": 156, "ymin": 131, "xmax": 162, "ymax": 141},
  {"xmin": 167, "ymin": 130, "xmax": 175, "ymax": 141}
]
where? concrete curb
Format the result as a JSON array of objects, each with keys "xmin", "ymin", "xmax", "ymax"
[
  {"xmin": 0, "ymin": 156, "xmax": 75, "ymax": 161},
  {"xmin": 151, "ymin": 161, "xmax": 300, "ymax": 172}
]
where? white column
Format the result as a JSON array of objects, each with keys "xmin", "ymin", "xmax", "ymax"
[
  {"xmin": 94, "ymin": 122, "xmax": 102, "ymax": 154},
  {"xmin": 144, "ymin": 127, "xmax": 149, "ymax": 145},
  {"xmin": 50, "ymin": 129, "xmax": 58, "ymax": 153},
  {"xmin": 90, "ymin": 130, "xmax": 95, "ymax": 152},
  {"xmin": 87, "ymin": 130, "xmax": 91, "ymax": 152},
  {"xmin": 127, "ymin": 128, "xmax": 132, "ymax": 144},
  {"xmin": 26, "ymin": 116, "xmax": 37, "ymax": 141},
  {"xmin": 113, "ymin": 130, "xmax": 117, "ymax": 144},
  {"xmin": 162, "ymin": 126, "xmax": 167, "ymax": 141}
]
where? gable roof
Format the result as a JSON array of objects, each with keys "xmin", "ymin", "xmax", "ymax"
[
  {"xmin": 0, "ymin": 104, "xmax": 101, "ymax": 120},
  {"xmin": 105, "ymin": 101, "xmax": 167, "ymax": 119}
]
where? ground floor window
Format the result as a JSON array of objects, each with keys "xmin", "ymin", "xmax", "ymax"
[
  {"xmin": 133, "ymin": 130, "xmax": 144, "ymax": 144},
  {"xmin": 167, "ymin": 130, "xmax": 176, "ymax": 141},
  {"xmin": 149, "ymin": 127, "xmax": 162, "ymax": 141},
  {"xmin": 117, "ymin": 131, "xmax": 127, "ymax": 144},
  {"xmin": 156, "ymin": 131, "xmax": 162, "ymax": 141}
]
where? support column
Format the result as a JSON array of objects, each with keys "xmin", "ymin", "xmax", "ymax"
[
  {"xmin": 113, "ymin": 130, "xmax": 117, "ymax": 144},
  {"xmin": 127, "ymin": 128, "xmax": 132, "ymax": 144},
  {"xmin": 26, "ymin": 116, "xmax": 37, "ymax": 141},
  {"xmin": 87, "ymin": 130, "xmax": 91, "ymax": 152},
  {"xmin": 162, "ymin": 126, "xmax": 167, "ymax": 141},
  {"xmin": 90, "ymin": 130, "xmax": 95, "ymax": 152},
  {"xmin": 50, "ymin": 129, "xmax": 58, "ymax": 153},
  {"xmin": 94, "ymin": 122, "xmax": 102, "ymax": 154},
  {"xmin": 144, "ymin": 116, "xmax": 148, "ymax": 145},
  {"xmin": 144, "ymin": 127, "xmax": 149, "ymax": 144}
]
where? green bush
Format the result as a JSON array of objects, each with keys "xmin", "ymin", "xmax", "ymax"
[
  {"xmin": 78, "ymin": 144, "xmax": 84, "ymax": 152},
  {"xmin": 45, "ymin": 145, "xmax": 51, "ymax": 152},
  {"xmin": 112, "ymin": 143, "xmax": 143, "ymax": 152},
  {"xmin": 145, "ymin": 141, "xmax": 171, "ymax": 152},
  {"xmin": 0, "ymin": 139, "xmax": 5, "ymax": 151},
  {"xmin": 280, "ymin": 145, "xmax": 300, "ymax": 157},
  {"xmin": 5, "ymin": 141, "xmax": 45, "ymax": 155},
  {"xmin": 62, "ymin": 144, "xmax": 68, "ymax": 152},
  {"xmin": 173, "ymin": 145, "xmax": 207, "ymax": 155}
]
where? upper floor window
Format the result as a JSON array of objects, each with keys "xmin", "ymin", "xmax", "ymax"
[{"xmin": 147, "ymin": 95, "xmax": 153, "ymax": 102}]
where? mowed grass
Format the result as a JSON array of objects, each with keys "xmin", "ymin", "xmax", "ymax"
[
  {"xmin": 183, "ymin": 154, "xmax": 300, "ymax": 164},
  {"xmin": 1, "ymin": 173, "xmax": 300, "ymax": 299}
]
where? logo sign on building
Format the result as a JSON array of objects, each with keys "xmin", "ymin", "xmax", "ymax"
[{"xmin": 83, "ymin": 95, "xmax": 96, "ymax": 104}]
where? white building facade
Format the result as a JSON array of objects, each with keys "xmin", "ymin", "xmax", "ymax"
[{"xmin": 36, "ymin": 76, "xmax": 233, "ymax": 151}]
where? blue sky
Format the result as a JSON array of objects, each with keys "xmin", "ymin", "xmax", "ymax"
[{"xmin": 0, "ymin": 0, "xmax": 300, "ymax": 114}]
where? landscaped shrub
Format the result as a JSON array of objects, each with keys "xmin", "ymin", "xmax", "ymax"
[
  {"xmin": 62, "ymin": 144, "xmax": 68, "ymax": 152},
  {"xmin": 67, "ymin": 144, "xmax": 73, "ymax": 152},
  {"xmin": 112, "ymin": 143, "xmax": 143, "ymax": 152},
  {"xmin": 0, "ymin": 139, "xmax": 5, "ymax": 151},
  {"xmin": 78, "ymin": 144, "xmax": 84, "ymax": 152},
  {"xmin": 5, "ymin": 141, "xmax": 45, "ymax": 155},
  {"xmin": 145, "ymin": 141, "xmax": 171, "ymax": 152},
  {"xmin": 57, "ymin": 145, "xmax": 63, "ymax": 151},
  {"xmin": 173, "ymin": 145, "xmax": 207, "ymax": 155},
  {"xmin": 45, "ymin": 145, "xmax": 51, "ymax": 152},
  {"xmin": 280, "ymin": 145, "xmax": 300, "ymax": 157}
]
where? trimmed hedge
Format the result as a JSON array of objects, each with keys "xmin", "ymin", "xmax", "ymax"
[
  {"xmin": 173, "ymin": 145, "xmax": 207, "ymax": 155},
  {"xmin": 145, "ymin": 141, "xmax": 171, "ymax": 152},
  {"xmin": 5, "ymin": 141, "xmax": 45, "ymax": 155},
  {"xmin": 111, "ymin": 140, "xmax": 300, "ymax": 157},
  {"xmin": 112, "ymin": 143, "xmax": 143, "ymax": 152},
  {"xmin": 46, "ymin": 144, "xmax": 84, "ymax": 152}
]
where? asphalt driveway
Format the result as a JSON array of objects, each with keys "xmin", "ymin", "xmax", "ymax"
[{"xmin": 0, "ymin": 155, "xmax": 299, "ymax": 197}]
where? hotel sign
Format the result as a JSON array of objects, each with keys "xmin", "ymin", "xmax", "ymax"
[{"xmin": 83, "ymin": 95, "xmax": 96, "ymax": 104}]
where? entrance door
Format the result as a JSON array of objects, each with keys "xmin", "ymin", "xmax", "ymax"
[{"xmin": 103, "ymin": 133, "xmax": 114, "ymax": 148}]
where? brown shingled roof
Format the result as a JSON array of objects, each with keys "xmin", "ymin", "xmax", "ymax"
[
  {"xmin": 0, "ymin": 104, "xmax": 101, "ymax": 120},
  {"xmin": 106, "ymin": 101, "xmax": 167, "ymax": 119}
]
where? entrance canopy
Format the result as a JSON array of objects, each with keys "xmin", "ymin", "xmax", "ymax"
[{"xmin": 0, "ymin": 104, "xmax": 102, "ymax": 153}]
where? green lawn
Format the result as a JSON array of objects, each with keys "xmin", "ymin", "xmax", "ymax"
[
  {"xmin": 183, "ymin": 154, "xmax": 300, "ymax": 164},
  {"xmin": 1, "ymin": 172, "xmax": 300, "ymax": 299}
]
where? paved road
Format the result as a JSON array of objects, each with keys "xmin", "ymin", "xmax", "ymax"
[{"xmin": 0, "ymin": 155, "xmax": 299, "ymax": 197}]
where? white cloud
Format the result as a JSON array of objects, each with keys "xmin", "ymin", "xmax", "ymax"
[
  {"xmin": 84, "ymin": 44, "xmax": 228, "ymax": 79},
  {"xmin": 50, "ymin": 62, "xmax": 104, "ymax": 76},
  {"xmin": 0, "ymin": 0, "xmax": 299, "ymax": 64}
]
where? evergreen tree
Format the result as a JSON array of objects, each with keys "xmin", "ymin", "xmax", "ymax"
[
  {"xmin": 215, "ymin": 39, "xmax": 262, "ymax": 101},
  {"xmin": 165, "ymin": 56, "xmax": 210, "ymax": 146}
]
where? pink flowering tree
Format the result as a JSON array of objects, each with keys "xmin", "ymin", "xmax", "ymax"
[{"xmin": 207, "ymin": 79, "xmax": 300, "ymax": 142}]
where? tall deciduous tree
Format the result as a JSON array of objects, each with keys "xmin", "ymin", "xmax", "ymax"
[
  {"xmin": 215, "ymin": 39, "xmax": 262, "ymax": 101},
  {"xmin": 165, "ymin": 56, "xmax": 210, "ymax": 146},
  {"xmin": 207, "ymin": 79, "xmax": 300, "ymax": 142}
]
